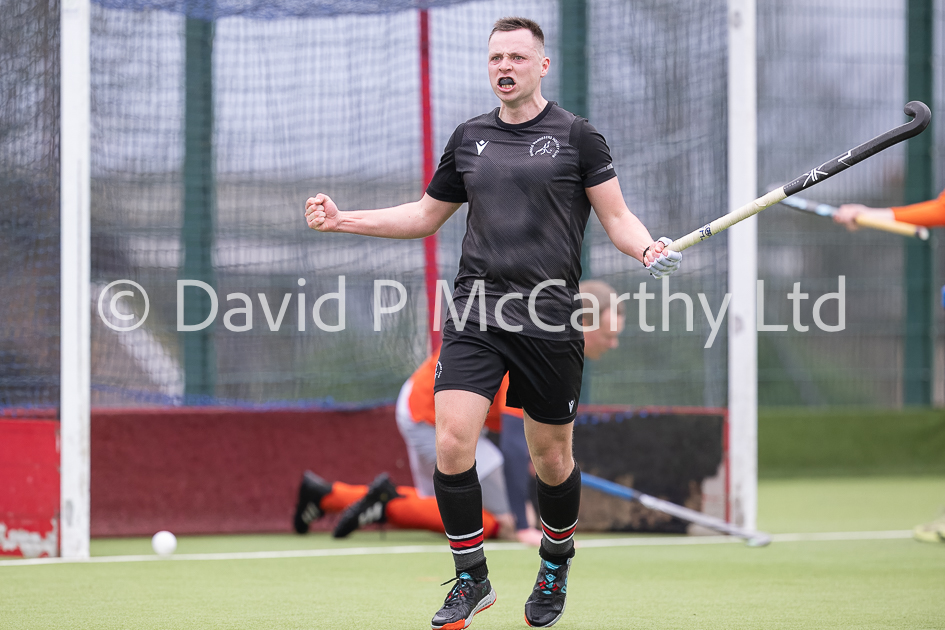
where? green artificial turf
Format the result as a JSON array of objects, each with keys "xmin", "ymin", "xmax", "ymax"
[
  {"xmin": 3, "ymin": 535, "xmax": 943, "ymax": 629},
  {"xmin": 2, "ymin": 477, "xmax": 944, "ymax": 630},
  {"xmin": 758, "ymin": 476, "xmax": 945, "ymax": 533},
  {"xmin": 758, "ymin": 407, "xmax": 945, "ymax": 478}
]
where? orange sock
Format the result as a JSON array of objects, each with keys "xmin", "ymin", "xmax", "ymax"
[
  {"xmin": 385, "ymin": 493, "xmax": 501, "ymax": 538},
  {"xmin": 386, "ymin": 494, "xmax": 445, "ymax": 533},
  {"xmin": 482, "ymin": 510, "xmax": 499, "ymax": 539},
  {"xmin": 319, "ymin": 482, "xmax": 367, "ymax": 514},
  {"xmin": 320, "ymin": 481, "xmax": 500, "ymax": 539}
]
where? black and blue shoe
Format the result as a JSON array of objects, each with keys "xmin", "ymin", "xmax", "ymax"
[
  {"xmin": 524, "ymin": 558, "xmax": 571, "ymax": 627},
  {"xmin": 431, "ymin": 572, "xmax": 496, "ymax": 630}
]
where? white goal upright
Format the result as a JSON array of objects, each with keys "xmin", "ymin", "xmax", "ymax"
[
  {"xmin": 60, "ymin": 0, "xmax": 92, "ymax": 559},
  {"xmin": 51, "ymin": 0, "xmax": 760, "ymax": 557},
  {"xmin": 726, "ymin": 0, "xmax": 758, "ymax": 532}
]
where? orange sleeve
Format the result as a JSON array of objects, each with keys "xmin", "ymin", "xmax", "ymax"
[
  {"xmin": 407, "ymin": 350, "xmax": 439, "ymax": 426},
  {"xmin": 892, "ymin": 189, "xmax": 945, "ymax": 227}
]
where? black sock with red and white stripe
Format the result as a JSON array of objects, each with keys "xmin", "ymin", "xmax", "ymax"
[
  {"xmin": 536, "ymin": 464, "xmax": 581, "ymax": 563},
  {"xmin": 433, "ymin": 464, "xmax": 488, "ymax": 580}
]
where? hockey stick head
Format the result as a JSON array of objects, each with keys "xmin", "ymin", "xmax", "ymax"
[
  {"xmin": 903, "ymin": 100, "xmax": 932, "ymax": 134},
  {"xmin": 783, "ymin": 101, "xmax": 931, "ymax": 197}
]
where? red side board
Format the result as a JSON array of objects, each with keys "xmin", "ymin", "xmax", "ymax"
[
  {"xmin": 0, "ymin": 419, "xmax": 60, "ymax": 557},
  {"xmin": 90, "ymin": 406, "xmax": 410, "ymax": 537}
]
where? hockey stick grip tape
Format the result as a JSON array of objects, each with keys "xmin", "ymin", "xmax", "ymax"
[{"xmin": 669, "ymin": 188, "xmax": 787, "ymax": 252}]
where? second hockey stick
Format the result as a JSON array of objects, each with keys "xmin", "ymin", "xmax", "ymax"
[{"xmin": 777, "ymin": 195, "xmax": 929, "ymax": 240}]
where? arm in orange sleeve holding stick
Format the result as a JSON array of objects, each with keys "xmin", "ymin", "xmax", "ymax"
[{"xmin": 834, "ymin": 188, "xmax": 945, "ymax": 229}]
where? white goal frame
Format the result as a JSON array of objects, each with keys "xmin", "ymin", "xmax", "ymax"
[
  {"xmin": 726, "ymin": 0, "xmax": 759, "ymax": 532},
  {"xmin": 60, "ymin": 0, "xmax": 92, "ymax": 559},
  {"xmin": 55, "ymin": 0, "xmax": 759, "ymax": 556}
]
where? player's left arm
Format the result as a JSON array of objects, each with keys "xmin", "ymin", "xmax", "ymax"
[{"xmin": 587, "ymin": 178, "xmax": 682, "ymax": 276}]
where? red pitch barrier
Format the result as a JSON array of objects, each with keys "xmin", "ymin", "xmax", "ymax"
[
  {"xmin": 0, "ymin": 418, "xmax": 60, "ymax": 557},
  {"xmin": 90, "ymin": 406, "xmax": 410, "ymax": 537},
  {"xmin": 2, "ymin": 404, "xmax": 728, "ymax": 552},
  {"xmin": 1, "ymin": 406, "xmax": 411, "ymax": 547}
]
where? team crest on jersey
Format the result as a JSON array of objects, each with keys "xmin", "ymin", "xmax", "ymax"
[{"xmin": 529, "ymin": 135, "xmax": 560, "ymax": 158}]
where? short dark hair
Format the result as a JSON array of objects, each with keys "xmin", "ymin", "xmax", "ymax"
[{"xmin": 490, "ymin": 17, "xmax": 545, "ymax": 53}]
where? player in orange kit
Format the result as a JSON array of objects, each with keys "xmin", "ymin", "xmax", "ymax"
[
  {"xmin": 833, "ymin": 188, "xmax": 945, "ymax": 228},
  {"xmin": 835, "ymin": 190, "xmax": 944, "ymax": 544},
  {"xmin": 292, "ymin": 279, "xmax": 626, "ymax": 547},
  {"xmin": 292, "ymin": 357, "xmax": 529, "ymax": 542}
]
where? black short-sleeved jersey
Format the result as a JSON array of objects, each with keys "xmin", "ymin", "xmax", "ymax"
[{"xmin": 426, "ymin": 101, "xmax": 617, "ymax": 340}]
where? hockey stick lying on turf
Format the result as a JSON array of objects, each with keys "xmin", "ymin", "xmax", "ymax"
[
  {"xmin": 668, "ymin": 101, "xmax": 931, "ymax": 252},
  {"xmin": 777, "ymin": 195, "xmax": 930, "ymax": 240},
  {"xmin": 581, "ymin": 472, "xmax": 772, "ymax": 547}
]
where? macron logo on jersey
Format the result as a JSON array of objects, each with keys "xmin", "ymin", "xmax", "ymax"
[{"xmin": 476, "ymin": 140, "xmax": 489, "ymax": 155}]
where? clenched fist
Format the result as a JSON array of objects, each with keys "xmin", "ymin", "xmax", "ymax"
[{"xmin": 305, "ymin": 193, "xmax": 340, "ymax": 232}]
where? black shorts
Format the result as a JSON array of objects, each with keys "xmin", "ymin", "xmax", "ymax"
[{"xmin": 433, "ymin": 320, "xmax": 584, "ymax": 425}]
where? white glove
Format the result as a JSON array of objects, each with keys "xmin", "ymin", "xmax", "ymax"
[{"xmin": 646, "ymin": 236, "xmax": 682, "ymax": 278}]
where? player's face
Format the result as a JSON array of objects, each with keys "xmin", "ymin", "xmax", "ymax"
[
  {"xmin": 487, "ymin": 29, "xmax": 549, "ymax": 106},
  {"xmin": 583, "ymin": 308, "xmax": 624, "ymax": 361}
]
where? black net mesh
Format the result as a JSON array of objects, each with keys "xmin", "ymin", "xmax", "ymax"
[
  {"xmin": 2, "ymin": 0, "xmax": 941, "ymax": 410},
  {"xmin": 0, "ymin": 0, "xmax": 60, "ymax": 408},
  {"xmin": 81, "ymin": 0, "xmax": 730, "ymax": 407},
  {"xmin": 757, "ymin": 0, "xmax": 945, "ymax": 406}
]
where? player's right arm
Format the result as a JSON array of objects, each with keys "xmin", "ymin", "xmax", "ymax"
[
  {"xmin": 834, "ymin": 189, "xmax": 945, "ymax": 229},
  {"xmin": 304, "ymin": 193, "xmax": 462, "ymax": 239},
  {"xmin": 890, "ymin": 188, "xmax": 945, "ymax": 227},
  {"xmin": 832, "ymin": 203, "xmax": 894, "ymax": 231}
]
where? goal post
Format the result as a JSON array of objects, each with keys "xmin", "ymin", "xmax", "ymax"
[
  {"xmin": 60, "ymin": 0, "xmax": 92, "ymax": 559},
  {"xmin": 46, "ymin": 0, "xmax": 756, "ymax": 555},
  {"xmin": 727, "ymin": 0, "xmax": 759, "ymax": 531}
]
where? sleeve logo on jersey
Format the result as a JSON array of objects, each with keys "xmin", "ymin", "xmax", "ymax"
[
  {"xmin": 529, "ymin": 135, "xmax": 560, "ymax": 158},
  {"xmin": 435, "ymin": 361, "xmax": 443, "ymax": 379}
]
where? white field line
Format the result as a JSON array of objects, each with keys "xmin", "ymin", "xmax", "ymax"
[{"xmin": 0, "ymin": 530, "xmax": 912, "ymax": 568}]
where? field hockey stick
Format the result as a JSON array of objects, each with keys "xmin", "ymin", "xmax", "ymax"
[
  {"xmin": 581, "ymin": 472, "xmax": 772, "ymax": 547},
  {"xmin": 669, "ymin": 101, "xmax": 931, "ymax": 252},
  {"xmin": 777, "ymin": 195, "xmax": 930, "ymax": 240}
]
